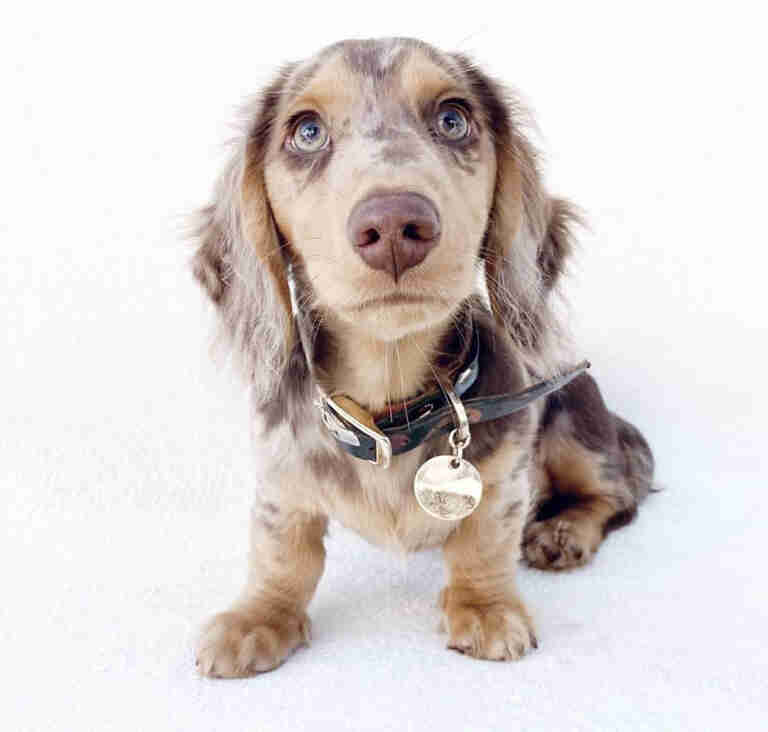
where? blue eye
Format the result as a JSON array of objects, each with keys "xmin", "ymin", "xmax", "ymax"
[
  {"xmin": 292, "ymin": 114, "xmax": 329, "ymax": 152},
  {"xmin": 436, "ymin": 104, "xmax": 470, "ymax": 140}
]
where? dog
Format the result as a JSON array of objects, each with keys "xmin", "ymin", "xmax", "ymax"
[{"xmin": 191, "ymin": 38, "xmax": 654, "ymax": 677}]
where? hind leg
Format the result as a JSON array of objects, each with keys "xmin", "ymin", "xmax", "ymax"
[
  {"xmin": 523, "ymin": 374, "xmax": 650, "ymax": 571},
  {"xmin": 524, "ymin": 443, "xmax": 635, "ymax": 569}
]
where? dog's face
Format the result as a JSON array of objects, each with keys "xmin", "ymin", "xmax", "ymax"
[
  {"xmin": 262, "ymin": 40, "xmax": 497, "ymax": 338},
  {"xmin": 194, "ymin": 38, "xmax": 572, "ymax": 400}
]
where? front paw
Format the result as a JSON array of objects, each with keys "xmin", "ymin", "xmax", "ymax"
[
  {"xmin": 441, "ymin": 590, "xmax": 537, "ymax": 661},
  {"xmin": 196, "ymin": 606, "xmax": 310, "ymax": 678}
]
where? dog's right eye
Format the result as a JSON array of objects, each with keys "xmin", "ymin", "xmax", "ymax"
[{"xmin": 291, "ymin": 114, "xmax": 330, "ymax": 153}]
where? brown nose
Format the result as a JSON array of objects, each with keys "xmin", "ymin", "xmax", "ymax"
[{"xmin": 347, "ymin": 192, "xmax": 441, "ymax": 281}]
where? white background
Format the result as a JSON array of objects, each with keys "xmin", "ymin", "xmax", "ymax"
[{"xmin": 3, "ymin": 2, "xmax": 767, "ymax": 730}]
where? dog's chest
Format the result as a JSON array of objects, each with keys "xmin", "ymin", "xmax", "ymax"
[{"xmin": 329, "ymin": 447, "xmax": 460, "ymax": 552}]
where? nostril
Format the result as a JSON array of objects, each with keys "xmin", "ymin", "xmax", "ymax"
[
  {"xmin": 361, "ymin": 228, "xmax": 380, "ymax": 246},
  {"xmin": 402, "ymin": 223, "xmax": 421, "ymax": 241}
]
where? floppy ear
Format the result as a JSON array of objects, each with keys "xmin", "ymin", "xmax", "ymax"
[
  {"xmin": 458, "ymin": 58, "xmax": 581, "ymax": 359},
  {"xmin": 191, "ymin": 69, "xmax": 296, "ymax": 403}
]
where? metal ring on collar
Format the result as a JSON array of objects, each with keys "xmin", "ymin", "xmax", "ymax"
[{"xmin": 444, "ymin": 387, "xmax": 471, "ymax": 447}]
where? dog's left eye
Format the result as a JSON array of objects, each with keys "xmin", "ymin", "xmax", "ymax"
[
  {"xmin": 436, "ymin": 103, "xmax": 470, "ymax": 141},
  {"xmin": 291, "ymin": 114, "xmax": 329, "ymax": 153}
]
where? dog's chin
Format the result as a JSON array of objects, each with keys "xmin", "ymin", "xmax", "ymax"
[{"xmin": 335, "ymin": 294, "xmax": 456, "ymax": 341}]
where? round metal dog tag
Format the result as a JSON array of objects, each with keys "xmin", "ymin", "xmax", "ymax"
[{"xmin": 413, "ymin": 455, "xmax": 483, "ymax": 521}]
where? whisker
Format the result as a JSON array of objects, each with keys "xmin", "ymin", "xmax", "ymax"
[
  {"xmin": 394, "ymin": 343, "xmax": 410, "ymax": 431},
  {"xmin": 383, "ymin": 343, "xmax": 393, "ymax": 421},
  {"xmin": 408, "ymin": 333, "xmax": 451, "ymax": 413}
]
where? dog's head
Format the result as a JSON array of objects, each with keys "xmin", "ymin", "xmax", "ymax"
[{"xmin": 193, "ymin": 38, "xmax": 577, "ymax": 401}]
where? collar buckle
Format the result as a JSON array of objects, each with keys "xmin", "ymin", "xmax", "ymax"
[{"xmin": 318, "ymin": 393, "xmax": 393, "ymax": 468}]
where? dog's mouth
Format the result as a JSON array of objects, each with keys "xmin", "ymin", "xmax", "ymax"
[{"xmin": 343, "ymin": 292, "xmax": 450, "ymax": 312}]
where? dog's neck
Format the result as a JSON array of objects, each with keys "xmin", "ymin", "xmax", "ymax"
[{"xmin": 317, "ymin": 311, "xmax": 459, "ymax": 415}]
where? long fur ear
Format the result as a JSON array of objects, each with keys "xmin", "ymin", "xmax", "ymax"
[
  {"xmin": 457, "ymin": 57, "xmax": 582, "ymax": 363},
  {"xmin": 191, "ymin": 68, "xmax": 296, "ymax": 404}
]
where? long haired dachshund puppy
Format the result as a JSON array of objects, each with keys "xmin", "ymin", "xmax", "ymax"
[{"xmin": 192, "ymin": 38, "xmax": 654, "ymax": 677}]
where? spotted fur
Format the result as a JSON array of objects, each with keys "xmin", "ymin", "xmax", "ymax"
[{"xmin": 191, "ymin": 38, "xmax": 654, "ymax": 677}]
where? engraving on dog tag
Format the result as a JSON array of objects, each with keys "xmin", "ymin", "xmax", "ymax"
[{"xmin": 413, "ymin": 455, "xmax": 483, "ymax": 521}]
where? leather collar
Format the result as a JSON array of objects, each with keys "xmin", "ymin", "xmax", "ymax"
[{"xmin": 316, "ymin": 326, "xmax": 590, "ymax": 467}]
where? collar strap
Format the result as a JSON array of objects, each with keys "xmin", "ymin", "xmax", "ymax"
[{"xmin": 318, "ymin": 349, "xmax": 591, "ymax": 468}]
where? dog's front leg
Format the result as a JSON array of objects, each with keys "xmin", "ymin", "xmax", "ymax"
[
  {"xmin": 196, "ymin": 498, "xmax": 327, "ymax": 677},
  {"xmin": 440, "ymin": 464, "xmax": 536, "ymax": 661}
]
